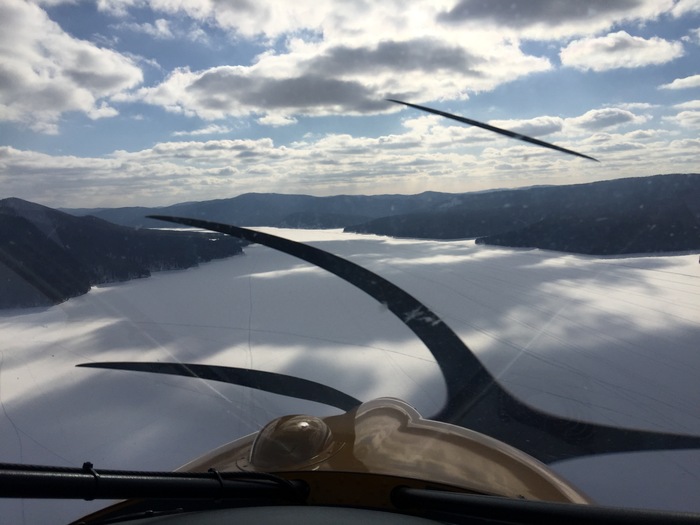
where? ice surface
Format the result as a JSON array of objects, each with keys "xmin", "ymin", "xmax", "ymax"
[{"xmin": 1, "ymin": 228, "xmax": 699, "ymax": 522}]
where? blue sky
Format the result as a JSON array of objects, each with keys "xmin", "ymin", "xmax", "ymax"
[{"xmin": 1, "ymin": 0, "xmax": 699, "ymax": 207}]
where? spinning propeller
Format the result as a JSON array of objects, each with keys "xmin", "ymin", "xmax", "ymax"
[{"xmin": 80, "ymin": 103, "xmax": 700, "ymax": 463}]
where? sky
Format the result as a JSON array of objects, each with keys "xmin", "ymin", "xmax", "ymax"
[{"xmin": 1, "ymin": 0, "xmax": 699, "ymax": 208}]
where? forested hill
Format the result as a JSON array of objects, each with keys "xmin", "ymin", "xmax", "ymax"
[
  {"xmin": 55, "ymin": 173, "xmax": 700, "ymax": 258},
  {"xmin": 0, "ymin": 198, "xmax": 245, "ymax": 309},
  {"xmin": 63, "ymin": 192, "xmax": 460, "ymax": 229},
  {"xmin": 345, "ymin": 173, "xmax": 700, "ymax": 255}
]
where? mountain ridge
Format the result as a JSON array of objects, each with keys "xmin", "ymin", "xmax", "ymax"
[
  {"xmin": 61, "ymin": 190, "xmax": 477, "ymax": 229},
  {"xmin": 6, "ymin": 173, "xmax": 699, "ymax": 309},
  {"xmin": 345, "ymin": 173, "xmax": 700, "ymax": 255},
  {"xmin": 0, "ymin": 198, "xmax": 245, "ymax": 309}
]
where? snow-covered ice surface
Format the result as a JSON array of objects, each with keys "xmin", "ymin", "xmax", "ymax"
[{"xmin": 1, "ymin": 228, "xmax": 699, "ymax": 523}]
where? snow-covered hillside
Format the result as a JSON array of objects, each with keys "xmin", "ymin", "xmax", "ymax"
[{"xmin": 1, "ymin": 229, "xmax": 699, "ymax": 523}]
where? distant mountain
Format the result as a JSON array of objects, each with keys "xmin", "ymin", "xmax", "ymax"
[
  {"xmin": 346, "ymin": 173, "xmax": 700, "ymax": 255},
  {"xmin": 0, "ymin": 198, "xmax": 245, "ymax": 309},
  {"xmin": 62, "ymin": 192, "xmax": 462, "ymax": 229},
  {"xmin": 475, "ymin": 200, "xmax": 700, "ymax": 255},
  {"xmin": 59, "ymin": 173, "xmax": 700, "ymax": 258}
]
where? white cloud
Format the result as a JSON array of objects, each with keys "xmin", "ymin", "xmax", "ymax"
[
  {"xmin": 110, "ymin": 16, "xmax": 210, "ymax": 44},
  {"xmin": 88, "ymin": 0, "xmax": 682, "ymax": 45},
  {"xmin": 659, "ymin": 74, "xmax": 700, "ymax": 89},
  {"xmin": 566, "ymin": 107, "xmax": 649, "ymax": 130},
  {"xmin": 37, "ymin": 0, "xmax": 692, "ymax": 127},
  {"xmin": 663, "ymin": 110, "xmax": 700, "ymax": 127},
  {"xmin": 172, "ymin": 124, "xmax": 235, "ymax": 136},
  {"xmin": 437, "ymin": 0, "xmax": 676, "ymax": 40},
  {"xmin": 33, "ymin": 0, "xmax": 79, "ymax": 5},
  {"xmin": 116, "ymin": 36, "xmax": 551, "ymax": 120},
  {"xmin": 560, "ymin": 31, "xmax": 684, "ymax": 71},
  {"xmin": 0, "ymin": 0, "xmax": 142, "ymax": 132},
  {"xmin": 682, "ymin": 27, "xmax": 700, "ymax": 44},
  {"xmin": 95, "ymin": 0, "xmax": 139, "ymax": 17},
  {"xmin": 113, "ymin": 18, "xmax": 174, "ymax": 39},
  {"xmin": 258, "ymin": 114, "xmax": 298, "ymax": 126},
  {"xmin": 3, "ymin": 0, "xmax": 698, "ymax": 206},
  {"xmin": 613, "ymin": 102, "xmax": 657, "ymax": 110},
  {"xmin": 488, "ymin": 116, "xmax": 564, "ymax": 137},
  {"xmin": 186, "ymin": 25, "xmax": 211, "ymax": 44},
  {"xmin": 674, "ymin": 99, "xmax": 700, "ymax": 109},
  {"xmin": 78, "ymin": 0, "xmax": 554, "ymax": 120},
  {"xmin": 671, "ymin": 0, "xmax": 700, "ymax": 16},
  {"xmin": 7, "ymin": 98, "xmax": 693, "ymax": 208},
  {"xmin": 622, "ymin": 128, "xmax": 666, "ymax": 140},
  {"xmin": 87, "ymin": 102, "xmax": 119, "ymax": 120}
]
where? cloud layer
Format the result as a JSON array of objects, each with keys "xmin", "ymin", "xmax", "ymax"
[
  {"xmin": 0, "ymin": 0, "xmax": 698, "ymax": 206},
  {"xmin": 0, "ymin": 0, "xmax": 142, "ymax": 133},
  {"xmin": 659, "ymin": 74, "xmax": 700, "ymax": 89},
  {"xmin": 3, "ymin": 101, "xmax": 696, "ymax": 207},
  {"xmin": 5, "ymin": 0, "xmax": 694, "ymax": 130},
  {"xmin": 560, "ymin": 31, "xmax": 684, "ymax": 71}
]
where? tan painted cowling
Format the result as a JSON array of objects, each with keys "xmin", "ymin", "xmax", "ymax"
[{"xmin": 181, "ymin": 398, "xmax": 590, "ymax": 505}]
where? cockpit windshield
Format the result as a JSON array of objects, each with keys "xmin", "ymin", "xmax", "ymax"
[{"xmin": 1, "ymin": 2, "xmax": 699, "ymax": 523}]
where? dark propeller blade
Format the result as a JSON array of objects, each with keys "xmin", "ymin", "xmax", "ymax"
[
  {"xmin": 387, "ymin": 99, "xmax": 599, "ymax": 162},
  {"xmin": 77, "ymin": 362, "xmax": 360, "ymax": 411},
  {"xmin": 147, "ymin": 215, "xmax": 490, "ymax": 420},
  {"xmin": 114, "ymin": 215, "xmax": 700, "ymax": 464}
]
